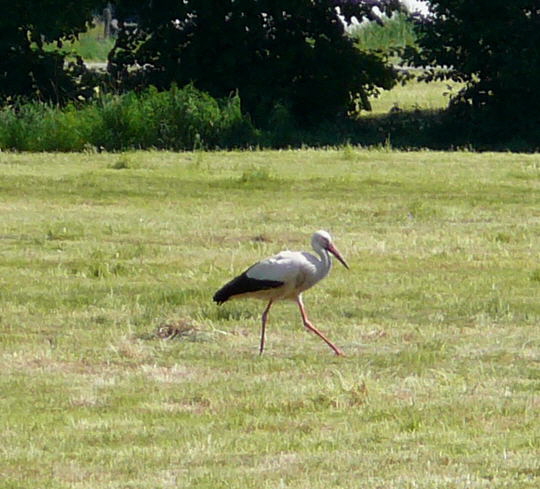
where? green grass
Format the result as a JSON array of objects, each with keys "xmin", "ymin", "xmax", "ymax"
[
  {"xmin": 44, "ymin": 23, "xmax": 114, "ymax": 63},
  {"xmin": 66, "ymin": 23, "xmax": 114, "ymax": 62},
  {"xmin": 351, "ymin": 14, "xmax": 417, "ymax": 51},
  {"xmin": 1, "ymin": 149, "xmax": 539, "ymax": 488},
  {"xmin": 370, "ymin": 79, "xmax": 462, "ymax": 114}
]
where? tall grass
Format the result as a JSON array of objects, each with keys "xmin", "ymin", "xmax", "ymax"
[
  {"xmin": 351, "ymin": 13, "xmax": 417, "ymax": 51},
  {"xmin": 0, "ymin": 86, "xmax": 256, "ymax": 151},
  {"xmin": 0, "ymin": 103, "xmax": 89, "ymax": 152}
]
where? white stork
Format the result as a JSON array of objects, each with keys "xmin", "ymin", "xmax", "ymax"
[{"xmin": 213, "ymin": 230, "xmax": 349, "ymax": 355}]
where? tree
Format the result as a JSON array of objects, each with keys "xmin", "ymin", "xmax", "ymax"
[
  {"xmin": 0, "ymin": 0, "xmax": 106, "ymax": 104},
  {"xmin": 408, "ymin": 0, "xmax": 540, "ymax": 130},
  {"xmin": 109, "ymin": 0, "xmax": 404, "ymax": 125}
]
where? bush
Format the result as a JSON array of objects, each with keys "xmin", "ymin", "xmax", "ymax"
[
  {"xmin": 0, "ymin": 103, "xmax": 86, "ymax": 151},
  {"xmin": 0, "ymin": 85, "xmax": 257, "ymax": 151}
]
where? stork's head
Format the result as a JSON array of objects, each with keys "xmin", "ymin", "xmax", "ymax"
[{"xmin": 312, "ymin": 230, "xmax": 349, "ymax": 269}]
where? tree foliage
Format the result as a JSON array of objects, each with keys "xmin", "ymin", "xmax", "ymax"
[
  {"xmin": 109, "ymin": 0, "xmax": 404, "ymax": 124},
  {"xmin": 408, "ymin": 0, "xmax": 540, "ymax": 126},
  {"xmin": 0, "ymin": 0, "xmax": 106, "ymax": 104}
]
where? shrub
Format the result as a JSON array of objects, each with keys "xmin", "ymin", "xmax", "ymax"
[{"xmin": 0, "ymin": 85, "xmax": 257, "ymax": 151}]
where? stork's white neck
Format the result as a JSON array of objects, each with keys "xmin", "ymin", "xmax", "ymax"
[{"xmin": 313, "ymin": 244, "xmax": 332, "ymax": 280}]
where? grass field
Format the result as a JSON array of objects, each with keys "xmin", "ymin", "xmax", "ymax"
[
  {"xmin": 1, "ymin": 149, "xmax": 539, "ymax": 488},
  {"xmin": 370, "ymin": 79, "xmax": 461, "ymax": 115},
  {"xmin": 66, "ymin": 24, "xmax": 115, "ymax": 62}
]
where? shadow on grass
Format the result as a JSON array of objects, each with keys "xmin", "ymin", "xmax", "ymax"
[{"xmin": 286, "ymin": 108, "xmax": 540, "ymax": 153}]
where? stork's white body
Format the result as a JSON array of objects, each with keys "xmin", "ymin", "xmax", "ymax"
[
  {"xmin": 234, "ymin": 249, "xmax": 331, "ymax": 301},
  {"xmin": 213, "ymin": 230, "xmax": 349, "ymax": 355}
]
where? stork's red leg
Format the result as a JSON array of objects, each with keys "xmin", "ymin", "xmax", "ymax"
[
  {"xmin": 296, "ymin": 296, "xmax": 344, "ymax": 356},
  {"xmin": 259, "ymin": 299, "xmax": 273, "ymax": 355}
]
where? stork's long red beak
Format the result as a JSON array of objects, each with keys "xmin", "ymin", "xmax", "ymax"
[{"xmin": 327, "ymin": 243, "xmax": 349, "ymax": 270}]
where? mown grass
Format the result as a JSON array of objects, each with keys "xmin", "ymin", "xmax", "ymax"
[
  {"xmin": 1, "ymin": 149, "xmax": 539, "ymax": 488},
  {"xmin": 73, "ymin": 24, "xmax": 115, "ymax": 62},
  {"xmin": 370, "ymin": 79, "xmax": 463, "ymax": 115}
]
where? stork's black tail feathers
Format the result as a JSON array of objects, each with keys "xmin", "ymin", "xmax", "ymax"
[{"xmin": 213, "ymin": 271, "xmax": 283, "ymax": 304}]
